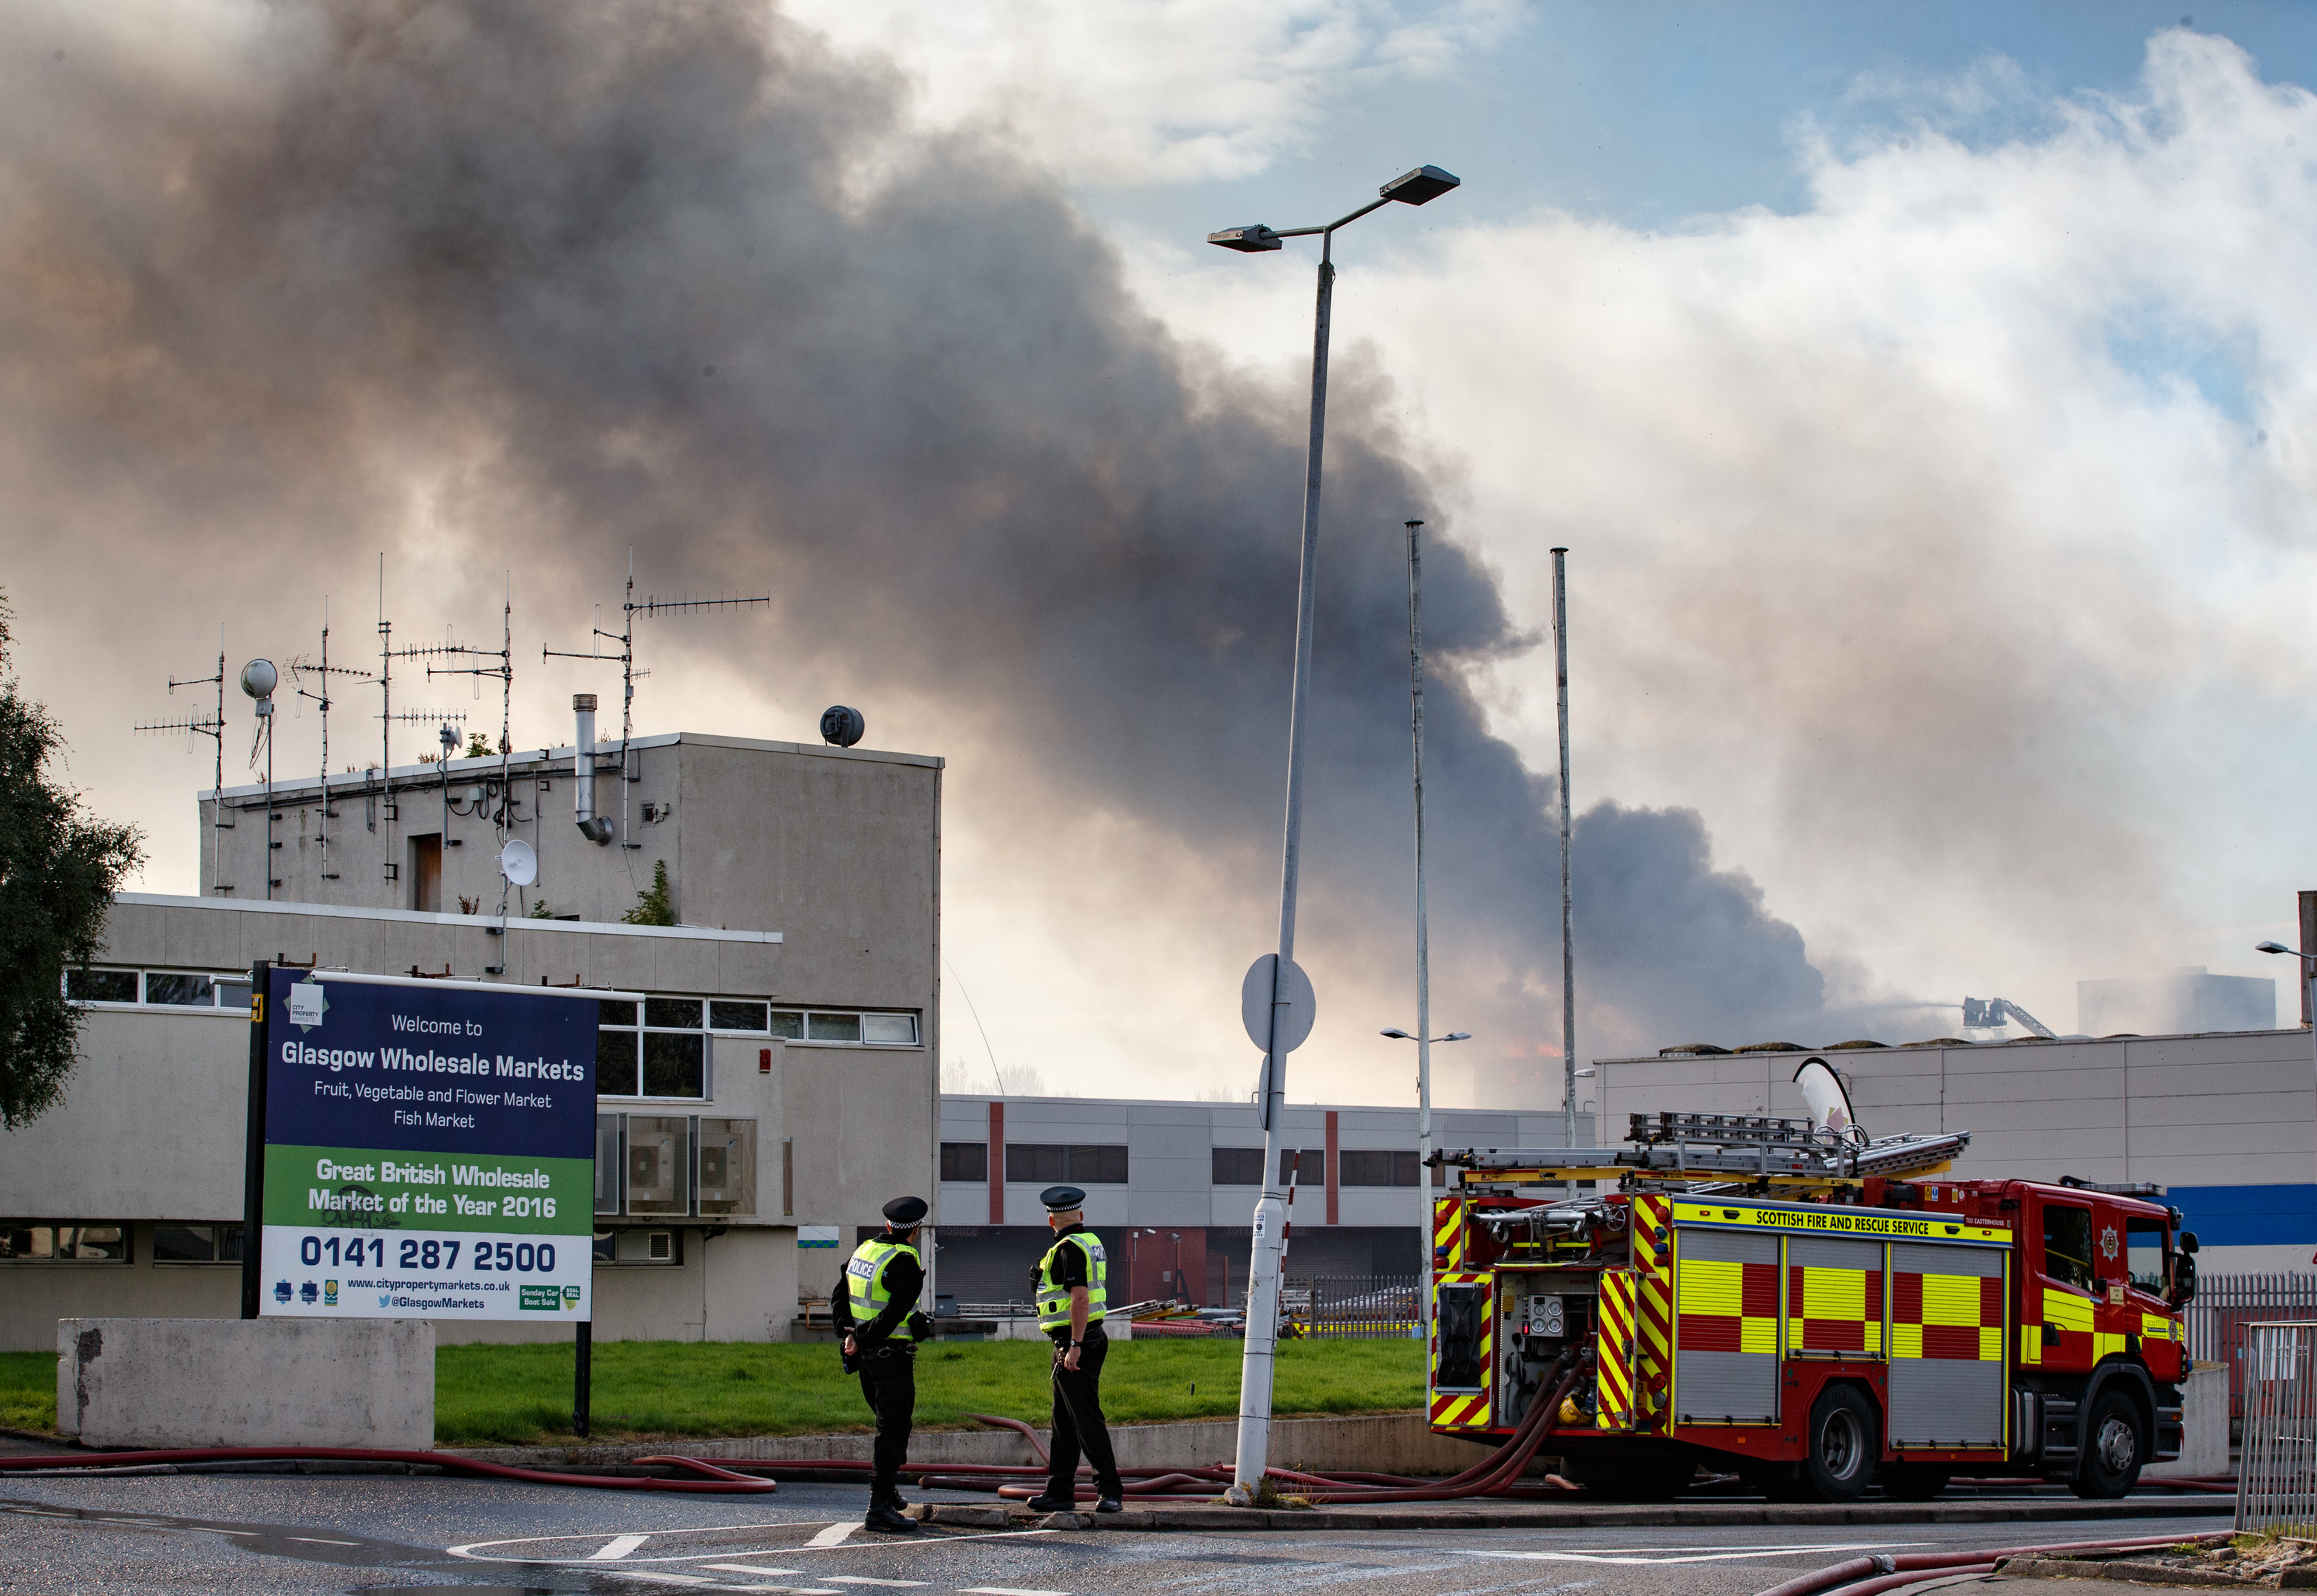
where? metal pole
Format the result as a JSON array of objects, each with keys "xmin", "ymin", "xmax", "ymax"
[
  {"xmin": 1232, "ymin": 234, "xmax": 1334, "ymax": 1502},
  {"xmin": 1553, "ymin": 548, "xmax": 1575, "ymax": 1153},
  {"xmin": 240, "ymin": 961, "xmax": 271, "ymax": 1319},
  {"xmin": 1406, "ymin": 519, "xmax": 1433, "ymax": 1340},
  {"xmin": 574, "ymin": 1320, "xmax": 592, "ymax": 1438}
]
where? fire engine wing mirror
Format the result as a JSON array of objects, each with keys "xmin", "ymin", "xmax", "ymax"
[
  {"xmin": 1794, "ymin": 1057, "xmax": 1858, "ymax": 1139},
  {"xmin": 2180, "ymin": 1230, "xmax": 2199, "ymax": 1255}
]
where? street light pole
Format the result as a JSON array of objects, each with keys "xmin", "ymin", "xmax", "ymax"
[
  {"xmin": 2256, "ymin": 940, "xmax": 2317, "ymax": 1193},
  {"xmin": 1554, "ymin": 547, "xmax": 1576, "ymax": 1155},
  {"xmin": 1405, "ymin": 518, "xmax": 1435, "ymax": 1340},
  {"xmin": 1209, "ymin": 164, "xmax": 1460, "ymax": 1505}
]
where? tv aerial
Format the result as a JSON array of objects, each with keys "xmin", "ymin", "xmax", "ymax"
[
  {"xmin": 133, "ymin": 630, "xmax": 229, "ymax": 896},
  {"xmin": 288, "ymin": 598, "xmax": 375, "ymax": 884},
  {"xmin": 545, "ymin": 550, "xmax": 768, "ymax": 850}
]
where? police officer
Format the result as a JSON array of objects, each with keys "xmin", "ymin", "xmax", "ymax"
[
  {"xmin": 1022, "ymin": 1185, "xmax": 1123, "ymax": 1513},
  {"xmin": 834, "ymin": 1195, "xmax": 933, "ymax": 1533}
]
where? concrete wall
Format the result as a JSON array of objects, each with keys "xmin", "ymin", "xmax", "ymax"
[
  {"xmin": 58, "ymin": 1317, "xmax": 434, "ymax": 1449},
  {"xmin": 1596, "ymin": 1031, "xmax": 2317, "ymax": 1269}
]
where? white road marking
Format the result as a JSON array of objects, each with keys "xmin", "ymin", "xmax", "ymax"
[
  {"xmin": 449, "ymin": 1522, "xmax": 1055, "ymax": 1566},
  {"xmin": 287, "ymin": 1536, "xmax": 358, "ymax": 1546},
  {"xmin": 826, "ymin": 1578, "xmax": 928, "ymax": 1587},
  {"xmin": 593, "ymin": 1533, "xmax": 656, "ymax": 1560},
  {"xmin": 1456, "ymin": 1541, "xmax": 1926, "ymax": 1568},
  {"xmin": 806, "ymin": 1523, "xmax": 863, "ymax": 1548},
  {"xmin": 702, "ymin": 1567, "xmax": 807, "ymax": 1578},
  {"xmin": 960, "ymin": 1587, "xmax": 1073, "ymax": 1596}
]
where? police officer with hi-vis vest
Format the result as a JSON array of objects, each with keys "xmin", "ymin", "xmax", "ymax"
[
  {"xmin": 1021, "ymin": 1184, "xmax": 1124, "ymax": 1513},
  {"xmin": 834, "ymin": 1196, "xmax": 933, "ymax": 1533}
]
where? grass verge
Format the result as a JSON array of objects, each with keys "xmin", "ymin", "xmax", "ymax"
[{"xmin": 0, "ymin": 1351, "xmax": 56, "ymax": 1436}]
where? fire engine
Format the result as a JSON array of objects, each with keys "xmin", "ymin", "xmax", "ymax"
[{"xmin": 1426, "ymin": 1058, "xmax": 2198, "ymax": 1502}]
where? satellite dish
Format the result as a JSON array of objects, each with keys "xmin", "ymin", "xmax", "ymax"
[
  {"xmin": 497, "ymin": 838, "xmax": 537, "ymax": 887},
  {"xmin": 239, "ymin": 658, "xmax": 278, "ymax": 699},
  {"xmin": 820, "ymin": 706, "xmax": 865, "ymax": 747},
  {"xmin": 1794, "ymin": 1057, "xmax": 1858, "ymax": 1139}
]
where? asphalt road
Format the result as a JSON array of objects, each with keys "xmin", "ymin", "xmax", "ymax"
[{"xmin": 0, "ymin": 1476, "xmax": 2234, "ymax": 1596}]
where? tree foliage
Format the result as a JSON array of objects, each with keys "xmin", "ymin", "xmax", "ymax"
[
  {"xmin": 622, "ymin": 859, "xmax": 675, "ymax": 927},
  {"xmin": 0, "ymin": 593, "xmax": 144, "ymax": 1128}
]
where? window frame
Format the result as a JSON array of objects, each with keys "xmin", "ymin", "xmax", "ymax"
[
  {"xmin": 61, "ymin": 968, "xmax": 252, "ymax": 1013},
  {"xmin": 0, "ymin": 1222, "xmax": 133, "ymax": 1263}
]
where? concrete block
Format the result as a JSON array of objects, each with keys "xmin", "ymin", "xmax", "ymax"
[
  {"xmin": 2147, "ymin": 1360, "xmax": 2231, "ymax": 1477},
  {"xmin": 57, "ymin": 1317, "xmax": 434, "ymax": 1450}
]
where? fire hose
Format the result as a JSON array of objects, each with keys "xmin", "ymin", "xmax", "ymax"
[
  {"xmin": 0, "ymin": 1445, "xmax": 778, "ymax": 1494},
  {"xmin": 1754, "ymin": 1531, "xmax": 2237, "ymax": 1596}
]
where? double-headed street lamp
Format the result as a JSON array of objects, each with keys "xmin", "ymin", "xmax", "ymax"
[
  {"xmin": 1211, "ymin": 163, "xmax": 1460, "ymax": 1507},
  {"xmin": 2257, "ymin": 941, "xmax": 2317, "ymax": 1196}
]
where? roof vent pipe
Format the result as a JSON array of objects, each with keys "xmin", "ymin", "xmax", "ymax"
[{"xmin": 573, "ymin": 694, "xmax": 614, "ymax": 845}]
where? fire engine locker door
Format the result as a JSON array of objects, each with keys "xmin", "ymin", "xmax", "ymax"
[
  {"xmin": 1786, "ymin": 1235, "xmax": 1885, "ymax": 1359},
  {"xmin": 1888, "ymin": 1241, "xmax": 2006, "ymax": 1448},
  {"xmin": 1673, "ymin": 1227, "xmax": 1780, "ymax": 1425}
]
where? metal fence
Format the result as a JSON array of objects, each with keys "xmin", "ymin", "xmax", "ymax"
[
  {"xmin": 1293, "ymin": 1275, "xmax": 1423, "ymax": 1340},
  {"xmin": 2237, "ymin": 1321, "xmax": 2317, "ymax": 1530},
  {"xmin": 2185, "ymin": 1274, "xmax": 2317, "ymax": 1423}
]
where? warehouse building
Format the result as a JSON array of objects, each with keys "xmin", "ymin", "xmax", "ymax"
[{"xmin": 0, "ymin": 724, "xmax": 942, "ymax": 1350}]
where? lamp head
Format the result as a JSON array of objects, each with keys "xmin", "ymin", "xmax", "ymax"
[
  {"xmin": 1381, "ymin": 165, "xmax": 1460, "ymax": 205},
  {"xmin": 2258, "ymin": 941, "xmax": 2295, "ymax": 955},
  {"xmin": 1443, "ymin": 1031, "xmax": 1471, "ymax": 1042},
  {"xmin": 1379, "ymin": 1028, "xmax": 1412, "ymax": 1040},
  {"xmin": 1208, "ymin": 224, "xmax": 1282, "ymax": 253}
]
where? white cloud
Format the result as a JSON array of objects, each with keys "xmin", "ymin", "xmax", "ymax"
[{"xmin": 778, "ymin": 0, "xmax": 1521, "ymax": 187}]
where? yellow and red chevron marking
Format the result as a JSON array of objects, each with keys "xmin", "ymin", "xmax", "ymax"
[
  {"xmin": 1432, "ymin": 1197, "xmax": 1466, "ymax": 1272},
  {"xmin": 1432, "ymin": 1390, "xmax": 1488, "ymax": 1428},
  {"xmin": 1597, "ymin": 1270, "xmax": 1637, "ymax": 1429},
  {"xmin": 1631, "ymin": 1196, "xmax": 1673, "ymax": 1429}
]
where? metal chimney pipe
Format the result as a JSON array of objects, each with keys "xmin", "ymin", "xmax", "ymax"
[{"xmin": 573, "ymin": 694, "xmax": 612, "ymax": 845}]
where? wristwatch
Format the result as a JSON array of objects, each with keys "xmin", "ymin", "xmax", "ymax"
[{"xmin": 1070, "ymin": 1338, "xmax": 1083, "ymax": 1346}]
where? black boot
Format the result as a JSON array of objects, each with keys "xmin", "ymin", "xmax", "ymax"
[{"xmin": 865, "ymin": 1500, "xmax": 917, "ymax": 1533}]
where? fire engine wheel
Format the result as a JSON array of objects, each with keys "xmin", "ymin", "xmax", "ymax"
[
  {"xmin": 1802, "ymin": 1385, "xmax": 1879, "ymax": 1503},
  {"xmin": 2069, "ymin": 1391, "xmax": 2144, "ymax": 1499}
]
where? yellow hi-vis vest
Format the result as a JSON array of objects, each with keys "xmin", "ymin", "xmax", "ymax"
[
  {"xmin": 1036, "ymin": 1231, "xmax": 1108, "ymax": 1331},
  {"xmin": 846, "ymin": 1235, "xmax": 920, "ymax": 1322}
]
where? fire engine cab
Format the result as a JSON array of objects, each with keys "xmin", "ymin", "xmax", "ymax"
[{"xmin": 1426, "ymin": 1058, "xmax": 2198, "ymax": 1502}]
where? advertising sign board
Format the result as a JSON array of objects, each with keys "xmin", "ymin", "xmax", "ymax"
[{"xmin": 250, "ymin": 967, "xmax": 619, "ymax": 1323}]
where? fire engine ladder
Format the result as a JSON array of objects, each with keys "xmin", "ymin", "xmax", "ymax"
[{"xmin": 1435, "ymin": 1111, "xmax": 1971, "ymax": 1187}]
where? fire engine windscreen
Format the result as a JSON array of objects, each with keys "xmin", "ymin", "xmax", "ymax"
[{"xmin": 1794, "ymin": 1057, "xmax": 1859, "ymax": 1140}]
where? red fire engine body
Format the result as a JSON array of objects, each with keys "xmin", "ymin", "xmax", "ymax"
[{"xmin": 1426, "ymin": 1105, "xmax": 2197, "ymax": 1502}]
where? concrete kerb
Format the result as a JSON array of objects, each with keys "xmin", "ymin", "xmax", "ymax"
[{"xmin": 918, "ymin": 1497, "xmax": 2236, "ymax": 1534}]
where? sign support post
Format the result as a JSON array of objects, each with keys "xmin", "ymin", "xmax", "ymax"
[
  {"xmin": 240, "ymin": 959, "xmax": 271, "ymax": 1320},
  {"xmin": 574, "ymin": 1320, "xmax": 592, "ymax": 1438}
]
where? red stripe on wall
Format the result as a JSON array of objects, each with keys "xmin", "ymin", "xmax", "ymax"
[
  {"xmin": 989, "ymin": 1100, "xmax": 1004, "ymax": 1225},
  {"xmin": 1325, "ymin": 1110, "xmax": 1339, "ymax": 1227}
]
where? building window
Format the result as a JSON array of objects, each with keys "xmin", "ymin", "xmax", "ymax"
[
  {"xmin": 152, "ymin": 1224, "xmax": 245, "ymax": 1264},
  {"xmin": 643, "ymin": 1031, "xmax": 705, "ymax": 1097},
  {"xmin": 62, "ymin": 969, "xmax": 248, "ymax": 1011},
  {"xmin": 65, "ymin": 969, "xmax": 137, "ymax": 1003},
  {"xmin": 710, "ymin": 1000, "xmax": 768, "ymax": 1032},
  {"xmin": 1212, "ymin": 1147, "xmax": 1265, "ymax": 1186},
  {"xmin": 0, "ymin": 1223, "xmax": 129, "ymax": 1261},
  {"xmin": 1338, "ymin": 1150, "xmax": 1423, "ymax": 1187},
  {"xmin": 808, "ymin": 1012, "xmax": 861, "ymax": 1042},
  {"xmin": 697, "ymin": 1119, "xmax": 758, "ymax": 1216},
  {"xmin": 1279, "ymin": 1149, "xmax": 1326, "ymax": 1185},
  {"xmin": 942, "ymin": 1142, "xmax": 989, "ymax": 1181},
  {"xmin": 1005, "ymin": 1144, "xmax": 1129, "ymax": 1184},
  {"xmin": 862, "ymin": 1014, "xmax": 918, "ymax": 1045},
  {"xmin": 770, "ymin": 1011, "xmax": 804, "ymax": 1039},
  {"xmin": 597, "ymin": 1020, "xmax": 642, "ymax": 1097},
  {"xmin": 595, "ymin": 1115, "xmax": 623, "ymax": 1215}
]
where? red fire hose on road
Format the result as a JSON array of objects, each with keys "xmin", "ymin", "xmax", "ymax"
[{"xmin": 1755, "ymin": 1531, "xmax": 2236, "ymax": 1596}]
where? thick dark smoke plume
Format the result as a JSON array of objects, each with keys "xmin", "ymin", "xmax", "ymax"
[{"xmin": 0, "ymin": 1, "xmax": 1854, "ymax": 1088}]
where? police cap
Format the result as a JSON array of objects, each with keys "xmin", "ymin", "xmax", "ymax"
[
  {"xmin": 1039, "ymin": 1184, "xmax": 1086, "ymax": 1213},
  {"xmin": 882, "ymin": 1195, "xmax": 929, "ymax": 1227}
]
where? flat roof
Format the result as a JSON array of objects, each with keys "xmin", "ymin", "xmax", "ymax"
[
  {"xmin": 1601, "ymin": 1027, "xmax": 2311, "ymax": 1062},
  {"xmin": 205, "ymin": 730, "xmax": 942, "ymax": 802}
]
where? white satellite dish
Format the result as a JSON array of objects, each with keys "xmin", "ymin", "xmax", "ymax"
[
  {"xmin": 497, "ymin": 838, "xmax": 537, "ymax": 887},
  {"xmin": 1794, "ymin": 1056, "xmax": 1858, "ymax": 1139},
  {"xmin": 239, "ymin": 658, "xmax": 278, "ymax": 699}
]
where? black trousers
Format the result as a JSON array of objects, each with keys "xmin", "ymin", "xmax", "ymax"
[
  {"xmin": 857, "ymin": 1344, "xmax": 916, "ymax": 1496},
  {"xmin": 1047, "ymin": 1324, "xmax": 1121, "ymax": 1499}
]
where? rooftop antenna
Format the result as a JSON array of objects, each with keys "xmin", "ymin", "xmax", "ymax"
[
  {"xmin": 239, "ymin": 658, "xmax": 279, "ymax": 900},
  {"xmin": 545, "ymin": 549, "xmax": 767, "ymax": 850},
  {"xmin": 405, "ymin": 575, "xmax": 516, "ymax": 836},
  {"xmin": 289, "ymin": 597, "xmax": 374, "ymax": 886},
  {"xmin": 134, "ymin": 630, "xmax": 229, "ymax": 895}
]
